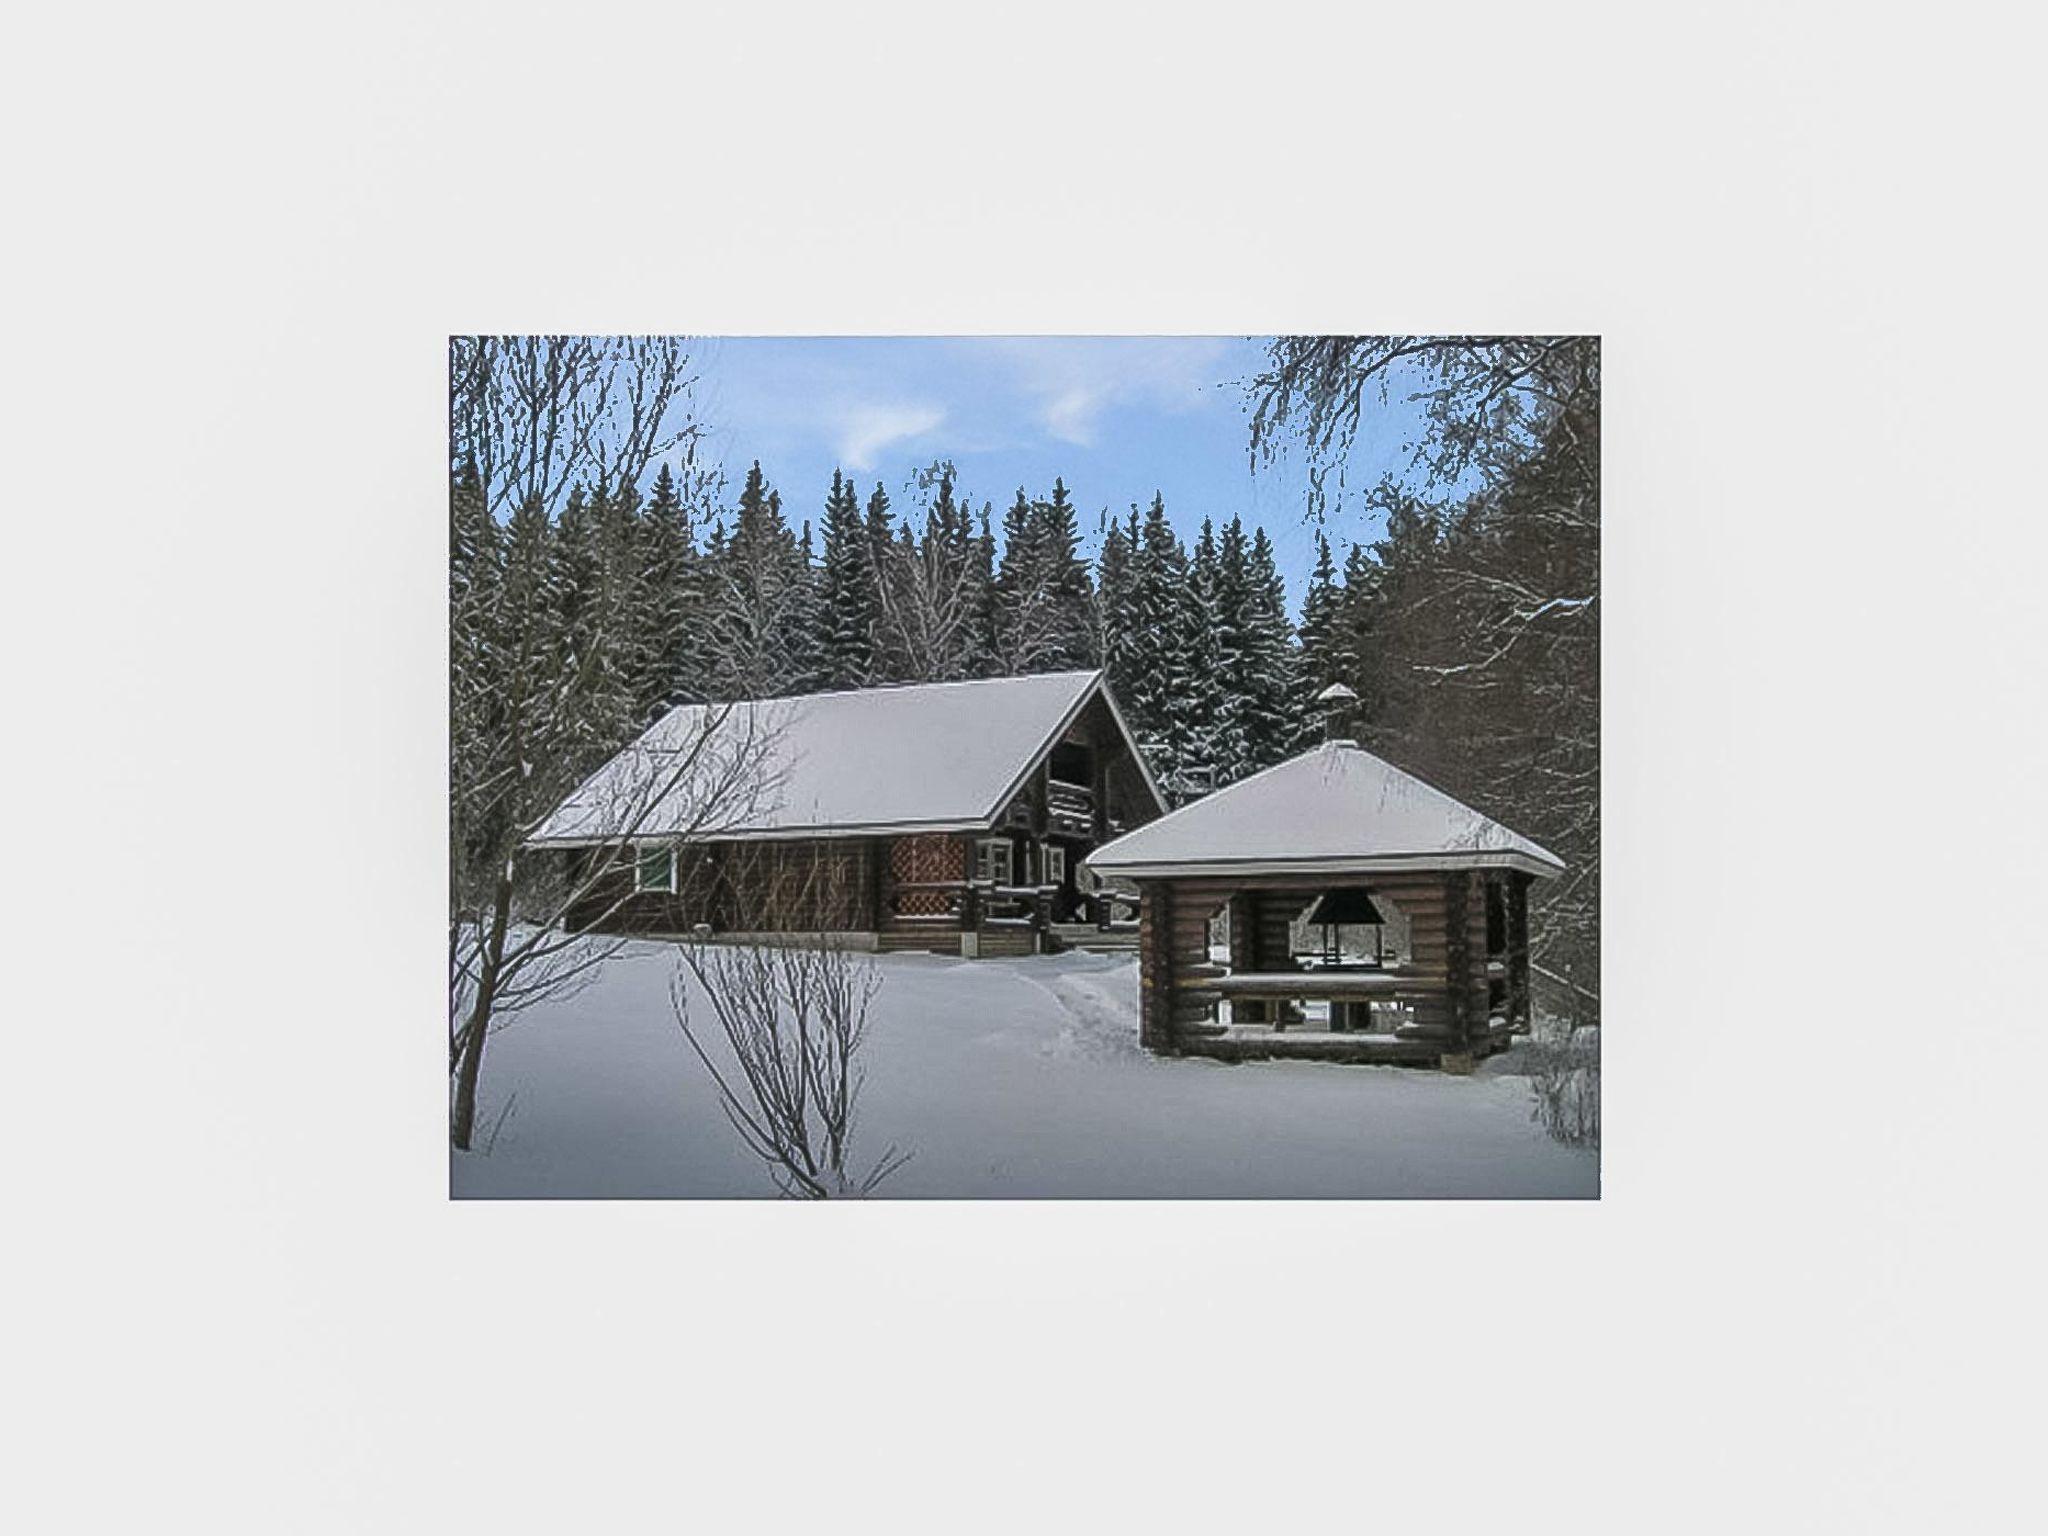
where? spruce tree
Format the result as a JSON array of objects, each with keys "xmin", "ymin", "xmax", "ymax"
[
  {"xmin": 1340, "ymin": 538, "xmax": 1388, "ymax": 725},
  {"xmin": 1095, "ymin": 507, "xmax": 1138, "ymax": 698},
  {"xmin": 785, "ymin": 519, "xmax": 828, "ymax": 694},
  {"xmin": 546, "ymin": 480, "xmax": 641, "ymax": 769},
  {"xmin": 1239, "ymin": 525, "xmax": 1300, "ymax": 772},
  {"xmin": 1292, "ymin": 530, "xmax": 1344, "ymax": 747},
  {"xmin": 704, "ymin": 461, "xmax": 809, "ymax": 699},
  {"xmin": 1204, "ymin": 516, "xmax": 1253, "ymax": 783},
  {"xmin": 1181, "ymin": 517, "xmax": 1227, "ymax": 791},
  {"xmin": 995, "ymin": 486, "xmax": 1044, "ymax": 668},
  {"xmin": 1120, "ymin": 494, "xmax": 1205, "ymax": 799},
  {"xmin": 634, "ymin": 462, "xmax": 700, "ymax": 716},
  {"xmin": 816, "ymin": 469, "xmax": 877, "ymax": 689},
  {"xmin": 862, "ymin": 482, "xmax": 903, "ymax": 682},
  {"xmin": 967, "ymin": 503, "xmax": 1001, "ymax": 677},
  {"xmin": 1036, "ymin": 477, "xmax": 1096, "ymax": 667}
]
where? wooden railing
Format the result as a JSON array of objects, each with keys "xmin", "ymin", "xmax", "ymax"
[
  {"xmin": 886, "ymin": 879, "xmax": 970, "ymax": 923},
  {"xmin": 886, "ymin": 878, "xmax": 1062, "ymax": 930},
  {"xmin": 1078, "ymin": 887, "xmax": 1140, "ymax": 930},
  {"xmin": 887, "ymin": 873, "xmax": 1138, "ymax": 936},
  {"xmin": 1046, "ymin": 778, "xmax": 1095, "ymax": 836}
]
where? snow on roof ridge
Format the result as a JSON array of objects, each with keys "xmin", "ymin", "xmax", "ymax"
[
  {"xmin": 677, "ymin": 667, "xmax": 1103, "ymax": 713},
  {"xmin": 530, "ymin": 668, "xmax": 1138, "ymax": 846}
]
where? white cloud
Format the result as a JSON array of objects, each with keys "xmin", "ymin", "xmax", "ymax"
[
  {"xmin": 1042, "ymin": 387, "xmax": 1103, "ymax": 446},
  {"xmin": 836, "ymin": 402, "xmax": 944, "ymax": 470},
  {"xmin": 980, "ymin": 336, "xmax": 1238, "ymax": 448}
]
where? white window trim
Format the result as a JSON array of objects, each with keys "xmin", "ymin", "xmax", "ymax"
[
  {"xmin": 634, "ymin": 842, "xmax": 678, "ymax": 895},
  {"xmin": 1044, "ymin": 845, "xmax": 1067, "ymax": 887},
  {"xmin": 974, "ymin": 837, "xmax": 1013, "ymax": 886}
]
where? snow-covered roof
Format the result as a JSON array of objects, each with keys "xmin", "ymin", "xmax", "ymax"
[
  {"xmin": 1085, "ymin": 739, "xmax": 1564, "ymax": 880},
  {"xmin": 531, "ymin": 670, "xmax": 1164, "ymax": 845}
]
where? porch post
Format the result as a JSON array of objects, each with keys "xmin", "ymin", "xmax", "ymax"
[
  {"xmin": 1507, "ymin": 870, "xmax": 1532, "ymax": 1033},
  {"xmin": 1443, "ymin": 870, "xmax": 1472, "ymax": 1055},
  {"xmin": 1139, "ymin": 880, "xmax": 1177, "ymax": 1051},
  {"xmin": 868, "ymin": 837, "xmax": 890, "ymax": 934},
  {"xmin": 1226, "ymin": 892, "xmax": 1252, "ymax": 972}
]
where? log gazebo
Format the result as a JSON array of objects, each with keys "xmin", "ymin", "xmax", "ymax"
[{"xmin": 1084, "ymin": 692, "xmax": 1564, "ymax": 1070}]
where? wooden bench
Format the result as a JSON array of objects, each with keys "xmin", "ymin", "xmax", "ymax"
[{"xmin": 1209, "ymin": 969, "xmax": 1412, "ymax": 1032}]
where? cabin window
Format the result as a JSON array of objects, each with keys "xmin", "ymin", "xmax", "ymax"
[
  {"xmin": 974, "ymin": 837, "xmax": 1013, "ymax": 887},
  {"xmin": 635, "ymin": 844, "xmax": 677, "ymax": 894},
  {"xmin": 1044, "ymin": 845, "xmax": 1067, "ymax": 887}
]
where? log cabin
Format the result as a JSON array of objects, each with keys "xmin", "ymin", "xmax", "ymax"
[
  {"xmin": 530, "ymin": 670, "xmax": 1168, "ymax": 957},
  {"xmin": 1084, "ymin": 687, "xmax": 1565, "ymax": 1071}
]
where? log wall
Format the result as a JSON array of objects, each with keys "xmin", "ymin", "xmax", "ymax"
[
  {"xmin": 565, "ymin": 837, "xmax": 877, "ymax": 937},
  {"xmin": 1140, "ymin": 869, "xmax": 1503, "ymax": 1051}
]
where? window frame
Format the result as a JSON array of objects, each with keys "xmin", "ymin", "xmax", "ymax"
[
  {"xmin": 974, "ymin": 837, "xmax": 1013, "ymax": 887},
  {"xmin": 634, "ymin": 842, "xmax": 678, "ymax": 895},
  {"xmin": 1043, "ymin": 844, "xmax": 1067, "ymax": 888}
]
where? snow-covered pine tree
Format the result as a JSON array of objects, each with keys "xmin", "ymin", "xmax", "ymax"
[
  {"xmin": 1239, "ymin": 525, "xmax": 1300, "ymax": 773},
  {"xmin": 1180, "ymin": 517, "xmax": 1227, "ymax": 792},
  {"xmin": 1094, "ymin": 506, "xmax": 1138, "ymax": 698},
  {"xmin": 703, "ymin": 461, "xmax": 810, "ymax": 699},
  {"xmin": 815, "ymin": 469, "xmax": 878, "ymax": 689},
  {"xmin": 548, "ymin": 480, "xmax": 641, "ymax": 769},
  {"xmin": 1340, "ymin": 535, "xmax": 1391, "ymax": 727},
  {"xmin": 996, "ymin": 478, "xmax": 1099, "ymax": 674},
  {"xmin": 1035, "ymin": 477, "xmax": 1096, "ymax": 668},
  {"xmin": 1291, "ymin": 530, "xmax": 1344, "ymax": 747},
  {"xmin": 967, "ymin": 502, "xmax": 1000, "ymax": 677},
  {"xmin": 632, "ymin": 461, "xmax": 702, "ymax": 716},
  {"xmin": 785, "ymin": 518, "xmax": 829, "ymax": 695},
  {"xmin": 995, "ymin": 487, "xmax": 1046, "ymax": 669},
  {"xmin": 1120, "ymin": 494, "xmax": 1208, "ymax": 800},
  {"xmin": 1202, "ymin": 516, "xmax": 1252, "ymax": 782}
]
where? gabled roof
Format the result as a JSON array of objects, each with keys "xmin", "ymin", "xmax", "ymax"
[
  {"xmin": 529, "ymin": 670, "xmax": 1166, "ymax": 846},
  {"xmin": 1084, "ymin": 739, "xmax": 1564, "ymax": 880}
]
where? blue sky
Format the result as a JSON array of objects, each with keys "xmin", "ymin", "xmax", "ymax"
[{"xmin": 681, "ymin": 337, "xmax": 1427, "ymax": 613}]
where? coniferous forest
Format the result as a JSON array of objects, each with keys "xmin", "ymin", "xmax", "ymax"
[{"xmin": 452, "ymin": 439, "xmax": 1318, "ymax": 805}]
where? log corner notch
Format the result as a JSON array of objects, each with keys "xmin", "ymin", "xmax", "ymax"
[{"xmin": 1138, "ymin": 880, "xmax": 1177, "ymax": 1051}]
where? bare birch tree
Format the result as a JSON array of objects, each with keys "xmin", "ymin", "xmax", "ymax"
[
  {"xmin": 449, "ymin": 700, "xmax": 782, "ymax": 1149},
  {"xmin": 449, "ymin": 335, "xmax": 730, "ymax": 1148},
  {"xmin": 450, "ymin": 336, "xmax": 701, "ymax": 519}
]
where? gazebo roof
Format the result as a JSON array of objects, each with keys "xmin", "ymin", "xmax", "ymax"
[{"xmin": 1085, "ymin": 739, "xmax": 1564, "ymax": 880}]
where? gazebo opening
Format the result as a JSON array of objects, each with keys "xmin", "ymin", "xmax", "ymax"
[{"xmin": 1299, "ymin": 886, "xmax": 1386, "ymax": 968}]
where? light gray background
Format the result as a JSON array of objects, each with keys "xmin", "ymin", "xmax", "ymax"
[{"xmin": 7, "ymin": 3, "xmax": 2041, "ymax": 1532}]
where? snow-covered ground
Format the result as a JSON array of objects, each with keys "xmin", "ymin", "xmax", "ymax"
[{"xmin": 452, "ymin": 939, "xmax": 1598, "ymax": 1199}]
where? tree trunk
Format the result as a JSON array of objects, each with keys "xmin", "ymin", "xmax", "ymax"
[{"xmin": 451, "ymin": 870, "xmax": 514, "ymax": 1150}]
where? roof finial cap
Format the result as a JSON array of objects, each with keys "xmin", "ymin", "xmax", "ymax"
[{"xmin": 1315, "ymin": 682, "xmax": 1360, "ymax": 746}]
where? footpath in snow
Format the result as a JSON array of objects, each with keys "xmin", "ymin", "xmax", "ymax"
[{"xmin": 451, "ymin": 939, "xmax": 1599, "ymax": 1200}]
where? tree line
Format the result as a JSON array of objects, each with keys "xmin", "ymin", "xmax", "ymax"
[{"xmin": 452, "ymin": 450, "xmax": 1325, "ymax": 806}]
